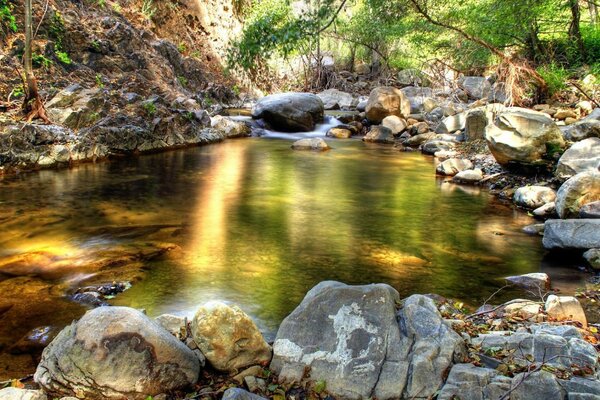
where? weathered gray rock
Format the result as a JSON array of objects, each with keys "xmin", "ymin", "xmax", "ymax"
[
  {"xmin": 363, "ymin": 126, "xmax": 395, "ymax": 144},
  {"xmin": 543, "ymin": 219, "xmax": 600, "ymax": 249},
  {"xmin": 404, "ymin": 132, "xmax": 436, "ymax": 147},
  {"xmin": 381, "ymin": 115, "xmax": 407, "ymax": 134},
  {"xmin": 365, "ymin": 87, "xmax": 411, "ymax": 123},
  {"xmin": 555, "ymin": 171, "xmax": 600, "ymax": 218},
  {"xmin": 485, "ymin": 107, "xmax": 565, "ymax": 167},
  {"xmin": 514, "ymin": 186, "xmax": 556, "ymax": 209},
  {"xmin": 291, "ymin": 138, "xmax": 331, "ymax": 151},
  {"xmin": 452, "ymin": 169, "xmax": 483, "ymax": 184},
  {"xmin": 461, "ymin": 76, "xmax": 492, "ymax": 100},
  {"xmin": 317, "ymin": 89, "xmax": 354, "ymax": 110},
  {"xmin": 154, "ymin": 313, "xmax": 186, "ymax": 338},
  {"xmin": 211, "ymin": 115, "xmax": 251, "ymax": 138},
  {"xmin": 222, "ymin": 388, "xmax": 268, "ymax": 400},
  {"xmin": 422, "ymin": 140, "xmax": 456, "ymax": 155},
  {"xmin": 46, "ymin": 85, "xmax": 108, "ymax": 130},
  {"xmin": 562, "ymin": 108, "xmax": 600, "ymax": 142},
  {"xmin": 436, "ymin": 158, "xmax": 474, "ymax": 176},
  {"xmin": 556, "ymin": 138, "xmax": 600, "ymax": 179},
  {"xmin": 435, "ymin": 112, "xmax": 467, "ymax": 134},
  {"xmin": 34, "ymin": 307, "xmax": 200, "ymax": 399},
  {"xmin": 584, "ymin": 249, "xmax": 600, "ymax": 269},
  {"xmin": 191, "ymin": 301, "xmax": 271, "ymax": 372},
  {"xmin": 0, "ymin": 388, "xmax": 47, "ymax": 400},
  {"xmin": 580, "ymin": 201, "xmax": 600, "ymax": 218},
  {"xmin": 522, "ymin": 223, "xmax": 545, "ymax": 235},
  {"xmin": 437, "ymin": 363, "xmax": 511, "ymax": 400},
  {"xmin": 252, "ymin": 93, "xmax": 324, "ymax": 132},
  {"xmin": 545, "ymin": 295, "xmax": 587, "ymax": 326},
  {"xmin": 464, "ymin": 104, "xmax": 506, "ymax": 141},
  {"xmin": 505, "ymin": 272, "xmax": 550, "ymax": 291},
  {"xmin": 271, "ymin": 282, "xmax": 465, "ymax": 399},
  {"xmin": 511, "ymin": 371, "xmax": 565, "ymax": 400},
  {"xmin": 533, "ymin": 201, "xmax": 557, "ymax": 218}
]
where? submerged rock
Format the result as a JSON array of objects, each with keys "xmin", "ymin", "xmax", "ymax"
[
  {"xmin": 34, "ymin": 307, "xmax": 200, "ymax": 399},
  {"xmin": 252, "ymin": 93, "xmax": 324, "ymax": 132},
  {"xmin": 270, "ymin": 281, "xmax": 465, "ymax": 400},
  {"xmin": 291, "ymin": 138, "xmax": 331, "ymax": 151},
  {"xmin": 191, "ymin": 301, "xmax": 271, "ymax": 372}
]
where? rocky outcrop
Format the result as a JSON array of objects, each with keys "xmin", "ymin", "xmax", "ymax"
[
  {"xmin": 365, "ymin": 87, "xmax": 411, "ymax": 123},
  {"xmin": 555, "ymin": 171, "xmax": 600, "ymax": 218},
  {"xmin": 251, "ymin": 93, "xmax": 324, "ymax": 132},
  {"xmin": 270, "ymin": 281, "xmax": 465, "ymax": 400},
  {"xmin": 485, "ymin": 108, "xmax": 565, "ymax": 167},
  {"xmin": 543, "ymin": 219, "xmax": 600, "ymax": 249},
  {"xmin": 191, "ymin": 301, "xmax": 272, "ymax": 372},
  {"xmin": 513, "ymin": 186, "xmax": 556, "ymax": 209},
  {"xmin": 555, "ymin": 138, "xmax": 600, "ymax": 179},
  {"xmin": 291, "ymin": 138, "xmax": 331, "ymax": 151},
  {"xmin": 34, "ymin": 307, "xmax": 200, "ymax": 399}
]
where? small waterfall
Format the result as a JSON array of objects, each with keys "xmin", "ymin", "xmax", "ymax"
[{"xmin": 259, "ymin": 115, "xmax": 343, "ymax": 139}]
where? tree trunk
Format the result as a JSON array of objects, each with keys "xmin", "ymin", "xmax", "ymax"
[
  {"xmin": 23, "ymin": 0, "xmax": 50, "ymax": 123},
  {"xmin": 568, "ymin": 0, "xmax": 585, "ymax": 60},
  {"xmin": 589, "ymin": 0, "xmax": 598, "ymax": 26}
]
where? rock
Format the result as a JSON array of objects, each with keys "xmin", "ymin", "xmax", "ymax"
[
  {"xmin": 291, "ymin": 138, "xmax": 331, "ymax": 151},
  {"xmin": 222, "ymin": 388, "xmax": 267, "ymax": 400},
  {"xmin": 34, "ymin": 307, "xmax": 200, "ymax": 399},
  {"xmin": 533, "ymin": 202, "xmax": 557, "ymax": 218},
  {"xmin": 356, "ymin": 99, "xmax": 368, "ymax": 112},
  {"xmin": 244, "ymin": 376, "xmax": 267, "ymax": 392},
  {"xmin": 522, "ymin": 223, "xmax": 545, "ymax": 235},
  {"xmin": 381, "ymin": 115, "xmax": 407, "ymax": 134},
  {"xmin": 578, "ymin": 101, "xmax": 594, "ymax": 114},
  {"xmin": 580, "ymin": 201, "xmax": 600, "ymax": 218},
  {"xmin": 436, "ymin": 158, "xmax": 474, "ymax": 176},
  {"xmin": 251, "ymin": 93, "xmax": 324, "ymax": 132},
  {"xmin": 503, "ymin": 300, "xmax": 541, "ymax": 319},
  {"xmin": 512, "ymin": 371, "xmax": 565, "ymax": 400},
  {"xmin": 506, "ymin": 273, "xmax": 550, "ymax": 291},
  {"xmin": 562, "ymin": 108, "xmax": 600, "ymax": 142},
  {"xmin": 317, "ymin": 89, "xmax": 354, "ymax": 110},
  {"xmin": 404, "ymin": 132, "xmax": 435, "ymax": 147},
  {"xmin": 584, "ymin": 249, "xmax": 600, "ymax": 269},
  {"xmin": 464, "ymin": 104, "xmax": 506, "ymax": 141},
  {"xmin": 422, "ymin": 97, "xmax": 439, "ymax": 113},
  {"xmin": 422, "ymin": 140, "xmax": 456, "ymax": 155},
  {"xmin": 46, "ymin": 85, "xmax": 108, "ymax": 130},
  {"xmin": 155, "ymin": 314, "xmax": 186, "ymax": 338},
  {"xmin": 555, "ymin": 171, "xmax": 600, "ymax": 218},
  {"xmin": 10, "ymin": 326, "xmax": 60, "ymax": 354},
  {"xmin": 543, "ymin": 219, "xmax": 600, "ymax": 249},
  {"xmin": 452, "ymin": 169, "xmax": 483, "ymax": 184},
  {"xmin": 397, "ymin": 69, "xmax": 427, "ymax": 86},
  {"xmin": 438, "ymin": 364, "xmax": 511, "ymax": 400},
  {"xmin": 461, "ymin": 76, "xmax": 492, "ymax": 99},
  {"xmin": 555, "ymin": 109, "xmax": 578, "ymax": 120},
  {"xmin": 271, "ymin": 282, "xmax": 465, "ymax": 399},
  {"xmin": 545, "ymin": 295, "xmax": 587, "ymax": 326},
  {"xmin": 556, "ymin": 138, "xmax": 600, "ymax": 179},
  {"xmin": 365, "ymin": 87, "xmax": 411, "ymax": 123},
  {"xmin": 435, "ymin": 112, "xmax": 467, "ymax": 134},
  {"xmin": 211, "ymin": 115, "xmax": 251, "ymax": 138},
  {"xmin": 326, "ymin": 127, "xmax": 353, "ymax": 139},
  {"xmin": 513, "ymin": 186, "xmax": 557, "ymax": 209},
  {"xmin": 232, "ymin": 365, "xmax": 264, "ymax": 384},
  {"xmin": 191, "ymin": 301, "xmax": 271, "ymax": 372},
  {"xmin": 485, "ymin": 107, "xmax": 566, "ymax": 167},
  {"xmin": 0, "ymin": 388, "xmax": 47, "ymax": 400},
  {"xmin": 363, "ymin": 126, "xmax": 395, "ymax": 144}
]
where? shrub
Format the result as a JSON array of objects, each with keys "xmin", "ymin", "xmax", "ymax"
[{"xmin": 537, "ymin": 63, "xmax": 569, "ymax": 97}]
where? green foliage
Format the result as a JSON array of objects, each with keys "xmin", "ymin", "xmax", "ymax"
[
  {"xmin": 582, "ymin": 25, "xmax": 600, "ymax": 66},
  {"xmin": 91, "ymin": 40, "xmax": 101, "ymax": 51},
  {"xmin": 50, "ymin": 10, "xmax": 72, "ymax": 65},
  {"xmin": 11, "ymin": 84, "xmax": 24, "ymax": 98},
  {"xmin": 32, "ymin": 53, "xmax": 53, "ymax": 69},
  {"xmin": 0, "ymin": 0, "xmax": 17, "ymax": 33},
  {"xmin": 95, "ymin": 73, "xmax": 104, "ymax": 88},
  {"xmin": 177, "ymin": 75, "xmax": 188, "ymax": 87},
  {"xmin": 111, "ymin": 2, "xmax": 122, "ymax": 13},
  {"xmin": 232, "ymin": 84, "xmax": 241, "ymax": 96},
  {"xmin": 202, "ymin": 94, "xmax": 213, "ymax": 107},
  {"xmin": 143, "ymin": 101, "xmax": 157, "ymax": 116},
  {"xmin": 314, "ymin": 380, "xmax": 327, "ymax": 394},
  {"xmin": 96, "ymin": 0, "xmax": 106, "ymax": 8},
  {"xmin": 537, "ymin": 63, "xmax": 569, "ymax": 96},
  {"xmin": 141, "ymin": 0, "xmax": 157, "ymax": 20},
  {"xmin": 56, "ymin": 50, "xmax": 72, "ymax": 65},
  {"xmin": 177, "ymin": 42, "xmax": 187, "ymax": 53}
]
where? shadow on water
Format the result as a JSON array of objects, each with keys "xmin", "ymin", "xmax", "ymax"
[{"xmin": 0, "ymin": 137, "xmax": 591, "ymax": 377}]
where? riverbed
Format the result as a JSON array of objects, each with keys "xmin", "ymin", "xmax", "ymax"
[{"xmin": 0, "ymin": 137, "xmax": 590, "ymax": 378}]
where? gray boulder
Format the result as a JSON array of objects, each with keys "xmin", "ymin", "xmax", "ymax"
[
  {"xmin": 464, "ymin": 104, "xmax": 506, "ymax": 141},
  {"xmin": 580, "ymin": 201, "xmax": 600, "ymax": 218},
  {"xmin": 437, "ymin": 363, "xmax": 511, "ymax": 400},
  {"xmin": 452, "ymin": 169, "xmax": 483, "ymax": 184},
  {"xmin": 513, "ymin": 186, "xmax": 556, "ymax": 209},
  {"xmin": 365, "ymin": 87, "xmax": 411, "ymax": 123},
  {"xmin": 435, "ymin": 112, "xmax": 467, "ymax": 134},
  {"xmin": 252, "ymin": 93, "xmax": 324, "ymax": 132},
  {"xmin": 270, "ymin": 282, "xmax": 465, "ymax": 399},
  {"xmin": 543, "ymin": 219, "xmax": 600, "ymax": 249},
  {"xmin": 363, "ymin": 126, "xmax": 395, "ymax": 144},
  {"xmin": 556, "ymin": 138, "xmax": 600, "ymax": 179},
  {"xmin": 584, "ymin": 249, "xmax": 600, "ymax": 269},
  {"xmin": 422, "ymin": 140, "xmax": 456, "ymax": 155},
  {"xmin": 317, "ymin": 89, "xmax": 354, "ymax": 110},
  {"xmin": 34, "ymin": 307, "xmax": 200, "ymax": 399},
  {"xmin": 436, "ymin": 158, "xmax": 474, "ymax": 176},
  {"xmin": 555, "ymin": 171, "xmax": 600, "ymax": 218},
  {"xmin": 485, "ymin": 108, "xmax": 565, "ymax": 167},
  {"xmin": 222, "ymin": 388, "xmax": 268, "ymax": 400},
  {"xmin": 211, "ymin": 116, "xmax": 251, "ymax": 138},
  {"xmin": 381, "ymin": 115, "xmax": 407, "ymax": 134},
  {"xmin": 461, "ymin": 76, "xmax": 492, "ymax": 100},
  {"xmin": 563, "ymin": 108, "xmax": 600, "ymax": 142},
  {"xmin": 505, "ymin": 272, "xmax": 550, "ymax": 291}
]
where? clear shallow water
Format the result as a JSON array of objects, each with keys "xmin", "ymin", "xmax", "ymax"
[{"xmin": 0, "ymin": 137, "xmax": 590, "ymax": 376}]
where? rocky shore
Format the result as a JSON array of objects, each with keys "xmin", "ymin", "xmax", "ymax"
[{"xmin": 3, "ymin": 280, "xmax": 600, "ymax": 400}]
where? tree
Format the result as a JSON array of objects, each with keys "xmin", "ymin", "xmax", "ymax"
[{"xmin": 22, "ymin": 0, "xmax": 50, "ymax": 123}]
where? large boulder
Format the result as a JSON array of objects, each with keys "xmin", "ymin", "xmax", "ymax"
[
  {"xmin": 543, "ymin": 219, "xmax": 600, "ymax": 249},
  {"xmin": 191, "ymin": 301, "xmax": 272, "ymax": 372},
  {"xmin": 381, "ymin": 115, "xmax": 407, "ymax": 134},
  {"xmin": 271, "ymin": 282, "xmax": 465, "ymax": 400},
  {"xmin": 485, "ymin": 107, "xmax": 565, "ymax": 167},
  {"xmin": 435, "ymin": 112, "xmax": 467, "ymax": 134},
  {"xmin": 556, "ymin": 138, "xmax": 600, "ymax": 179},
  {"xmin": 555, "ymin": 171, "xmax": 600, "ymax": 218},
  {"xmin": 211, "ymin": 116, "xmax": 251, "ymax": 138},
  {"xmin": 365, "ymin": 87, "xmax": 411, "ymax": 123},
  {"xmin": 251, "ymin": 93, "xmax": 324, "ymax": 132},
  {"xmin": 0, "ymin": 388, "xmax": 47, "ymax": 400},
  {"xmin": 316, "ymin": 89, "xmax": 354, "ymax": 110},
  {"xmin": 363, "ymin": 126, "xmax": 395, "ymax": 144},
  {"xmin": 461, "ymin": 76, "xmax": 492, "ymax": 100},
  {"xmin": 513, "ymin": 186, "xmax": 556, "ymax": 209},
  {"xmin": 562, "ymin": 108, "xmax": 600, "ymax": 142},
  {"xmin": 464, "ymin": 104, "xmax": 506, "ymax": 141},
  {"xmin": 34, "ymin": 307, "xmax": 200, "ymax": 399}
]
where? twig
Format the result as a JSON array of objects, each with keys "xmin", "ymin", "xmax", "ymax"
[
  {"xmin": 33, "ymin": 0, "xmax": 50, "ymax": 40},
  {"xmin": 569, "ymin": 80, "xmax": 600, "ymax": 108},
  {"xmin": 466, "ymin": 299, "xmax": 543, "ymax": 320}
]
